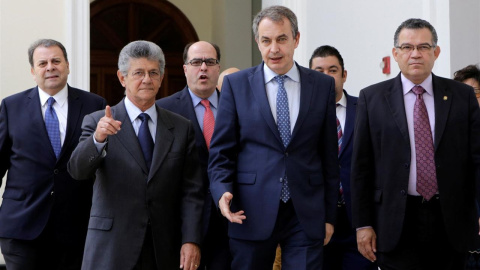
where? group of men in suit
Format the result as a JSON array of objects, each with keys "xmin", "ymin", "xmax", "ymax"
[{"xmin": 1, "ymin": 5, "xmax": 480, "ymax": 270}]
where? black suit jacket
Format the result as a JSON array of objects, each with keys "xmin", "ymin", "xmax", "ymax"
[
  {"xmin": 68, "ymin": 100, "xmax": 204, "ymax": 270},
  {"xmin": 351, "ymin": 73, "xmax": 480, "ymax": 252},
  {"xmin": 156, "ymin": 86, "xmax": 220, "ymax": 237},
  {"xmin": 0, "ymin": 85, "xmax": 106, "ymax": 245}
]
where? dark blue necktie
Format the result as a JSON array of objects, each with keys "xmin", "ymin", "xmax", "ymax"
[
  {"xmin": 45, "ymin": 97, "xmax": 61, "ymax": 159},
  {"xmin": 275, "ymin": 75, "xmax": 291, "ymax": 202},
  {"xmin": 137, "ymin": 113, "xmax": 154, "ymax": 170}
]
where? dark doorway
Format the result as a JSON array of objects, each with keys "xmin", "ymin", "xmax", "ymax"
[{"xmin": 90, "ymin": 0, "xmax": 198, "ymax": 105}]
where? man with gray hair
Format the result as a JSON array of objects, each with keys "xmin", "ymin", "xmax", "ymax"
[
  {"xmin": 352, "ymin": 18, "xmax": 480, "ymax": 269},
  {"xmin": 0, "ymin": 38, "xmax": 106, "ymax": 269},
  {"xmin": 208, "ymin": 5, "xmax": 339, "ymax": 269},
  {"xmin": 68, "ymin": 40, "xmax": 204, "ymax": 270}
]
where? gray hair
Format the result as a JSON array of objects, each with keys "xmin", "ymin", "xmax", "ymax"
[
  {"xmin": 118, "ymin": 40, "xmax": 165, "ymax": 75},
  {"xmin": 252, "ymin": 5, "xmax": 298, "ymax": 41},
  {"xmin": 28, "ymin": 39, "xmax": 68, "ymax": 67},
  {"xmin": 394, "ymin": 18, "xmax": 438, "ymax": 47}
]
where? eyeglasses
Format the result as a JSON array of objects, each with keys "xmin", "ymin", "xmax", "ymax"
[
  {"xmin": 130, "ymin": 71, "xmax": 161, "ymax": 80},
  {"xmin": 185, "ymin": 58, "xmax": 219, "ymax": 67},
  {"xmin": 396, "ymin": 43, "xmax": 435, "ymax": 53}
]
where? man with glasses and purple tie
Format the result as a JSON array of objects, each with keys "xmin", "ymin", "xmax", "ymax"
[
  {"xmin": 0, "ymin": 39, "xmax": 106, "ymax": 269},
  {"xmin": 68, "ymin": 40, "xmax": 204, "ymax": 270},
  {"xmin": 351, "ymin": 18, "xmax": 480, "ymax": 269},
  {"xmin": 208, "ymin": 5, "xmax": 339, "ymax": 270}
]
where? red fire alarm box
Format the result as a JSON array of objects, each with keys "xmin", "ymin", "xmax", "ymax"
[{"xmin": 382, "ymin": 56, "xmax": 390, "ymax": 74}]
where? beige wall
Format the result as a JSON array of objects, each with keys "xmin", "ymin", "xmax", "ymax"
[{"xmin": 0, "ymin": 0, "xmax": 66, "ymax": 99}]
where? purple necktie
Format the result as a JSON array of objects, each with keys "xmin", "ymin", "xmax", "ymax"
[{"xmin": 412, "ymin": 85, "xmax": 437, "ymax": 200}]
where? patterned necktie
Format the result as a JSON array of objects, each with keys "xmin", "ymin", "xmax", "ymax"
[
  {"xmin": 412, "ymin": 85, "xmax": 437, "ymax": 200},
  {"xmin": 137, "ymin": 113, "xmax": 154, "ymax": 171},
  {"xmin": 336, "ymin": 106, "xmax": 345, "ymax": 204},
  {"xmin": 275, "ymin": 75, "xmax": 291, "ymax": 203},
  {"xmin": 201, "ymin": 99, "xmax": 215, "ymax": 150},
  {"xmin": 45, "ymin": 97, "xmax": 61, "ymax": 159}
]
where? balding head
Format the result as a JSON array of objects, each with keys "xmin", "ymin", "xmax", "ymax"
[{"xmin": 217, "ymin": 67, "xmax": 240, "ymax": 91}]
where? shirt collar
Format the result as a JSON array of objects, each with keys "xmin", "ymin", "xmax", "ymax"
[
  {"xmin": 263, "ymin": 62, "xmax": 300, "ymax": 84},
  {"xmin": 188, "ymin": 88, "xmax": 219, "ymax": 109},
  {"xmin": 124, "ymin": 96, "xmax": 157, "ymax": 125},
  {"xmin": 336, "ymin": 90, "xmax": 347, "ymax": 107},
  {"xmin": 401, "ymin": 73, "xmax": 434, "ymax": 96},
  {"xmin": 38, "ymin": 84, "xmax": 68, "ymax": 107}
]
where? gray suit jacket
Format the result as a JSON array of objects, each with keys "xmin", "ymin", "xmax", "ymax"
[{"xmin": 68, "ymin": 99, "xmax": 204, "ymax": 269}]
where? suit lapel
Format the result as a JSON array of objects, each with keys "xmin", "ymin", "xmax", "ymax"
[
  {"xmin": 432, "ymin": 74, "xmax": 451, "ymax": 150},
  {"xmin": 60, "ymin": 86, "xmax": 82, "ymax": 160},
  {"xmin": 249, "ymin": 63, "xmax": 283, "ymax": 147},
  {"xmin": 291, "ymin": 64, "xmax": 313, "ymax": 141},
  {"xmin": 385, "ymin": 74, "xmax": 410, "ymax": 145},
  {"xmin": 149, "ymin": 105, "xmax": 174, "ymax": 181},
  {"xmin": 112, "ymin": 100, "xmax": 150, "ymax": 174},
  {"xmin": 339, "ymin": 91, "xmax": 356, "ymax": 158},
  {"xmin": 28, "ymin": 87, "xmax": 57, "ymax": 159}
]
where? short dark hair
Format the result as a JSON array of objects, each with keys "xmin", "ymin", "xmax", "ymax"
[
  {"xmin": 252, "ymin": 5, "xmax": 298, "ymax": 41},
  {"xmin": 28, "ymin": 39, "xmax": 68, "ymax": 67},
  {"xmin": 394, "ymin": 18, "xmax": 438, "ymax": 47},
  {"xmin": 453, "ymin": 65, "xmax": 480, "ymax": 85},
  {"xmin": 309, "ymin": 45, "xmax": 345, "ymax": 73},
  {"xmin": 183, "ymin": 42, "xmax": 221, "ymax": 64}
]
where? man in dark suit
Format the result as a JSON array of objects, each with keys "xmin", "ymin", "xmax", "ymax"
[
  {"xmin": 352, "ymin": 18, "xmax": 480, "ymax": 269},
  {"xmin": 310, "ymin": 45, "xmax": 377, "ymax": 270},
  {"xmin": 156, "ymin": 41, "xmax": 231, "ymax": 270},
  {"xmin": 208, "ymin": 5, "xmax": 339, "ymax": 270},
  {"xmin": 0, "ymin": 39, "xmax": 106, "ymax": 269},
  {"xmin": 68, "ymin": 40, "xmax": 204, "ymax": 270}
]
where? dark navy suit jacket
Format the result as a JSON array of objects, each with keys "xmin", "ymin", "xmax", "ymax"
[
  {"xmin": 0, "ymin": 85, "xmax": 106, "ymax": 245},
  {"xmin": 339, "ymin": 90, "xmax": 357, "ymax": 224},
  {"xmin": 208, "ymin": 62, "xmax": 340, "ymax": 241}
]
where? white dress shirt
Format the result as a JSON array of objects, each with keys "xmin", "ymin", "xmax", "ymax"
[
  {"xmin": 38, "ymin": 85, "xmax": 68, "ymax": 146},
  {"xmin": 263, "ymin": 63, "xmax": 301, "ymax": 131}
]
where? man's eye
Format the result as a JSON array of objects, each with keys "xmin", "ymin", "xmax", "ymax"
[{"xmin": 402, "ymin": 46, "xmax": 413, "ymax": 50}]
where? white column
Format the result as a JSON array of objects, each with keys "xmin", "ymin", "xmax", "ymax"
[{"xmin": 65, "ymin": 0, "xmax": 90, "ymax": 91}]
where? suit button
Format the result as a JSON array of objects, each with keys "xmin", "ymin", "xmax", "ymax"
[
  {"xmin": 50, "ymin": 191, "xmax": 55, "ymax": 196},
  {"xmin": 339, "ymin": 165, "xmax": 342, "ymax": 169},
  {"xmin": 400, "ymin": 190, "xmax": 406, "ymax": 196},
  {"xmin": 279, "ymin": 177, "xmax": 283, "ymax": 183},
  {"xmin": 404, "ymin": 163, "xmax": 409, "ymax": 169},
  {"xmin": 89, "ymin": 156, "xmax": 95, "ymax": 162},
  {"xmin": 53, "ymin": 169, "xmax": 59, "ymax": 174},
  {"xmin": 285, "ymin": 152, "xmax": 288, "ymax": 157}
]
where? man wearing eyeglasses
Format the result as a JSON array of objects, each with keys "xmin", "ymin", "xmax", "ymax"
[
  {"xmin": 351, "ymin": 18, "xmax": 480, "ymax": 269},
  {"xmin": 68, "ymin": 40, "xmax": 204, "ymax": 270},
  {"xmin": 157, "ymin": 41, "xmax": 231, "ymax": 270},
  {"xmin": 208, "ymin": 5, "xmax": 339, "ymax": 269}
]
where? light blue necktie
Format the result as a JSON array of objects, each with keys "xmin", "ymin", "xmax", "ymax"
[
  {"xmin": 137, "ymin": 113, "xmax": 154, "ymax": 171},
  {"xmin": 45, "ymin": 97, "xmax": 61, "ymax": 159},
  {"xmin": 275, "ymin": 75, "xmax": 291, "ymax": 203}
]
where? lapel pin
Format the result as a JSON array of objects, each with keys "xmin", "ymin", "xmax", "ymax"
[{"xmin": 443, "ymin": 96, "xmax": 448, "ymax": 101}]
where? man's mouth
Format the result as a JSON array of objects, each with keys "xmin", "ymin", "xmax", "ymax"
[{"xmin": 199, "ymin": 75, "xmax": 208, "ymax": 80}]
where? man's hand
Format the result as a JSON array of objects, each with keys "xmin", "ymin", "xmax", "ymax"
[
  {"xmin": 218, "ymin": 192, "xmax": 246, "ymax": 224},
  {"xmin": 324, "ymin": 223, "xmax": 334, "ymax": 245},
  {"xmin": 179, "ymin": 243, "xmax": 200, "ymax": 270},
  {"xmin": 356, "ymin": 227, "xmax": 377, "ymax": 262},
  {"xmin": 94, "ymin": 105, "xmax": 122, "ymax": 143}
]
